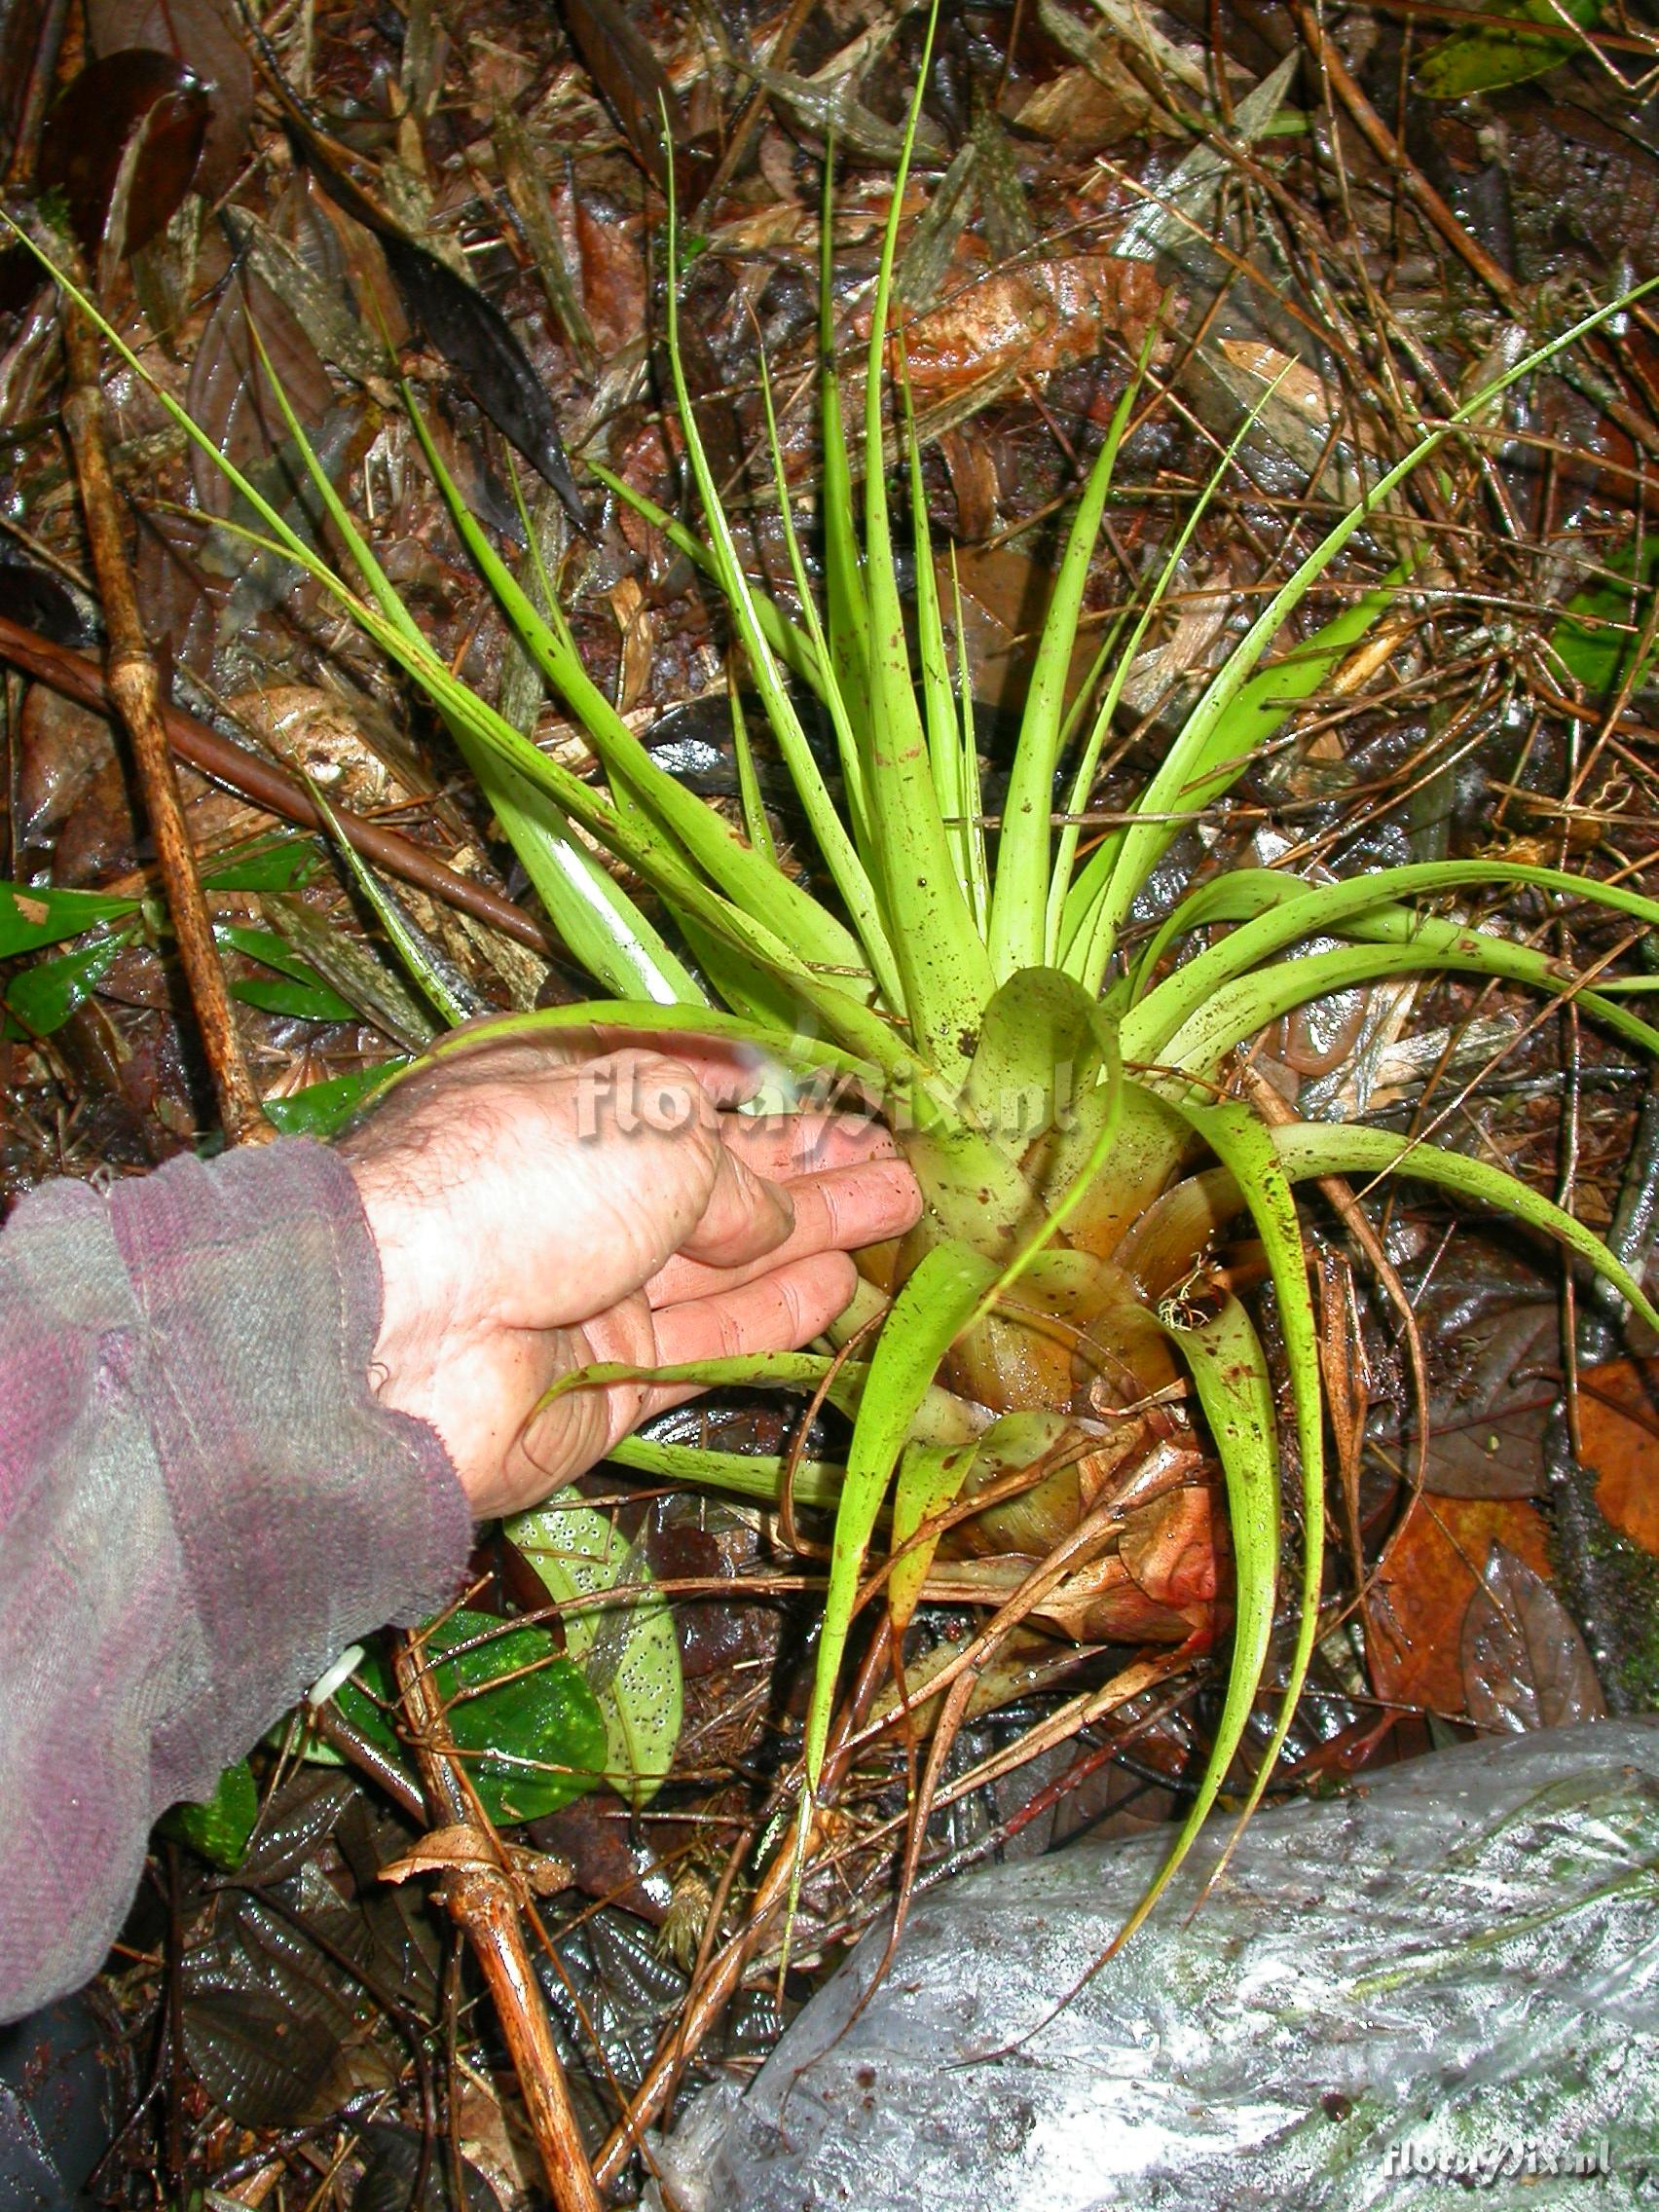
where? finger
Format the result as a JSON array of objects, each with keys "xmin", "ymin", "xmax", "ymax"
[
  {"xmin": 646, "ymin": 1157, "xmax": 920, "ymax": 1307},
  {"xmin": 719, "ymin": 1109, "xmax": 898, "ymax": 1182},
  {"xmin": 638, "ymin": 1252, "xmax": 859, "ymax": 1418},
  {"xmin": 675, "ymin": 1134, "xmax": 796, "ymax": 1270},
  {"xmin": 582, "ymin": 1026, "xmax": 770, "ymax": 1109}
]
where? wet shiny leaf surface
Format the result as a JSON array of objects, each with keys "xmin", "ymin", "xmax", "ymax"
[{"xmin": 37, "ymin": 50, "xmax": 207, "ymax": 259}]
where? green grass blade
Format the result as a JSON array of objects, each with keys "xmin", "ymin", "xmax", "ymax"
[
  {"xmin": 588, "ymin": 461, "xmax": 829, "ymax": 697},
  {"xmin": 415, "ymin": 997, "xmax": 888, "ymax": 1092},
  {"xmin": 947, "ymin": 548, "xmax": 990, "ymax": 931},
  {"xmin": 819, "ymin": 141, "xmax": 872, "ymax": 736},
  {"xmin": 753, "ymin": 342, "xmax": 880, "ymax": 902},
  {"xmin": 607, "ymin": 1433, "xmax": 846, "ymax": 1511},
  {"xmin": 304, "ymin": 777, "xmax": 473, "ymax": 1026},
  {"xmin": 725, "ymin": 678, "xmax": 776, "ymax": 862},
  {"xmin": 1126, "ymin": 857, "xmax": 1659, "ymax": 1058},
  {"xmin": 403, "ymin": 391, "xmax": 873, "ymax": 989},
  {"xmin": 463, "ymin": 750, "xmax": 703, "ymax": 1003},
  {"xmin": 900, "ymin": 363, "xmax": 966, "ymax": 864},
  {"xmin": 658, "ymin": 176, "xmax": 900, "ymax": 1004},
  {"xmin": 1158, "ymin": 937, "xmax": 1659, "ymax": 1083}
]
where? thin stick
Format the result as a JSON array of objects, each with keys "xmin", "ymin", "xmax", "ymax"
[
  {"xmin": 51, "ymin": 242, "xmax": 271, "ymax": 1145},
  {"xmin": 0, "ymin": 612, "xmax": 562, "ymax": 962},
  {"xmin": 392, "ymin": 1634, "xmax": 603, "ymax": 2212}
]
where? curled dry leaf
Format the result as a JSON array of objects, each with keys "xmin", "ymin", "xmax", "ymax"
[
  {"xmin": 856, "ymin": 244, "xmax": 1163, "ymax": 400},
  {"xmin": 88, "ymin": 0, "xmax": 252, "ymax": 200},
  {"xmin": 1460, "ymin": 1541, "xmax": 1607, "ymax": 1733}
]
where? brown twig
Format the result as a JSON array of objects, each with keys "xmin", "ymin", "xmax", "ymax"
[
  {"xmin": 50, "ymin": 242, "xmax": 271, "ymax": 1145},
  {"xmin": 391, "ymin": 1634, "xmax": 602, "ymax": 2212},
  {"xmin": 0, "ymin": 613, "xmax": 561, "ymax": 962}
]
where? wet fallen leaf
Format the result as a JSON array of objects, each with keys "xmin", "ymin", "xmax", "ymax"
[
  {"xmin": 1118, "ymin": 1483, "xmax": 1219, "ymax": 1610},
  {"xmin": 37, "ymin": 50, "xmax": 207, "ymax": 261},
  {"xmin": 183, "ymin": 1888, "xmax": 397, "ymax": 2127},
  {"xmin": 1576, "ymin": 1357, "xmax": 1659, "ymax": 1556},
  {"xmin": 89, "ymin": 0, "xmax": 253, "ymax": 199},
  {"xmin": 1419, "ymin": 1298, "xmax": 1559, "ymax": 1499},
  {"xmin": 1460, "ymin": 1541, "xmax": 1606, "ymax": 1731},
  {"xmin": 185, "ymin": 273, "xmax": 333, "ymax": 521},
  {"xmin": 1370, "ymin": 1494, "xmax": 1555, "ymax": 1715}
]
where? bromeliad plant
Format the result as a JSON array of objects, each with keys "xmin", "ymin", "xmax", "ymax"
[{"xmin": 34, "ymin": 12, "xmax": 1659, "ymax": 1932}]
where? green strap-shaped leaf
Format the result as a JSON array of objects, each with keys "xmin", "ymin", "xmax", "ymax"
[
  {"xmin": 856, "ymin": 4, "xmax": 994, "ymax": 1081},
  {"xmin": 0, "ymin": 880, "xmax": 135, "ymax": 959},
  {"xmin": 1158, "ymin": 938, "xmax": 1659, "ymax": 1083},
  {"xmin": 4, "ymin": 933, "xmax": 126, "ymax": 1034},
  {"xmin": 988, "ymin": 354, "xmax": 1149, "ymax": 981},
  {"xmin": 805, "ymin": 1237, "xmax": 999, "ymax": 1790},
  {"xmin": 658, "ymin": 168, "xmax": 901, "ymax": 1014},
  {"xmin": 887, "ymin": 1438, "xmax": 977, "ymax": 1635},
  {"xmin": 1113, "ymin": 1290, "xmax": 1280, "ymax": 1949},
  {"xmin": 1064, "ymin": 276, "xmax": 1659, "ymax": 985},
  {"xmin": 1124, "ymin": 857, "xmax": 1659, "ymax": 1060},
  {"xmin": 1269, "ymin": 1121, "xmax": 1659, "ymax": 1337},
  {"xmin": 608, "ymin": 1432, "xmax": 846, "ymax": 1511},
  {"xmin": 1165, "ymin": 1099, "xmax": 1324, "ymax": 1869}
]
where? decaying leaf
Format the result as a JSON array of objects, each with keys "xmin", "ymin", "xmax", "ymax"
[
  {"xmin": 1460, "ymin": 1541, "xmax": 1607, "ymax": 1731},
  {"xmin": 1370, "ymin": 1494, "xmax": 1557, "ymax": 1715},
  {"xmin": 88, "ymin": 0, "xmax": 252, "ymax": 197},
  {"xmin": 37, "ymin": 51, "xmax": 207, "ymax": 261},
  {"xmin": 1577, "ymin": 1356, "xmax": 1659, "ymax": 1557}
]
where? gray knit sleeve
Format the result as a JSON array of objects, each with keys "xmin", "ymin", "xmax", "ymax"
[{"xmin": 0, "ymin": 1138, "xmax": 472, "ymax": 2021}]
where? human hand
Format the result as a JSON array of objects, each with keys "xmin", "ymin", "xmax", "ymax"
[{"xmin": 339, "ymin": 1036, "xmax": 920, "ymax": 1517}]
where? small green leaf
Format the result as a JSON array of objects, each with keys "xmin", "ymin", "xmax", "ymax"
[
  {"xmin": 263, "ymin": 1062, "xmax": 402, "ymax": 1138},
  {"xmin": 199, "ymin": 835, "xmax": 324, "ymax": 893},
  {"xmin": 0, "ymin": 880, "xmax": 134, "ymax": 959},
  {"xmin": 506, "ymin": 1494, "xmax": 684, "ymax": 1809},
  {"xmin": 230, "ymin": 973, "xmax": 359, "ymax": 1022},
  {"xmin": 1417, "ymin": 0, "xmax": 1603, "ymax": 97},
  {"xmin": 1551, "ymin": 536, "xmax": 1659, "ymax": 698},
  {"xmin": 159, "ymin": 1759, "xmax": 260, "ymax": 1872},
  {"xmin": 4, "ymin": 934, "xmax": 124, "ymax": 1033},
  {"xmin": 337, "ymin": 1609, "xmax": 607, "ymax": 1824}
]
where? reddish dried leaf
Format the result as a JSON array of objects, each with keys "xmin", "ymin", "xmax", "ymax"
[
  {"xmin": 1118, "ymin": 1484, "xmax": 1219, "ymax": 1610},
  {"xmin": 1459, "ymin": 1541, "xmax": 1606, "ymax": 1732},
  {"xmin": 37, "ymin": 50, "xmax": 207, "ymax": 258},
  {"xmin": 1370, "ymin": 1494, "xmax": 1555, "ymax": 1716},
  {"xmin": 855, "ymin": 244, "xmax": 1163, "ymax": 398},
  {"xmin": 1577, "ymin": 1357, "xmax": 1659, "ymax": 1557},
  {"xmin": 89, "ymin": 0, "xmax": 252, "ymax": 199}
]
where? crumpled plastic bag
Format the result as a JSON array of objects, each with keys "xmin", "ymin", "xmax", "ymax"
[{"xmin": 647, "ymin": 1720, "xmax": 1659, "ymax": 2210}]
